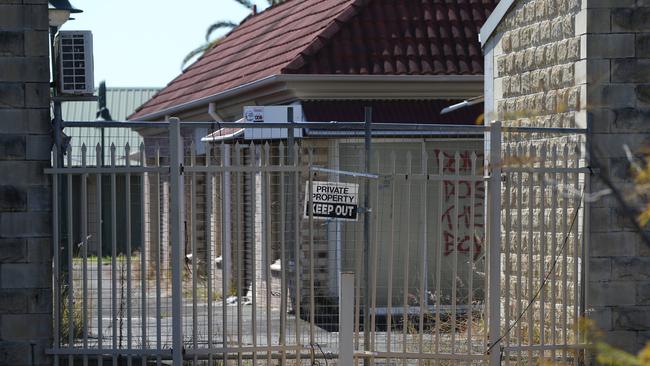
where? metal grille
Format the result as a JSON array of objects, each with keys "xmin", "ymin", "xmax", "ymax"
[
  {"xmin": 46, "ymin": 119, "xmax": 589, "ymax": 365},
  {"xmin": 499, "ymin": 132, "xmax": 589, "ymax": 365}
]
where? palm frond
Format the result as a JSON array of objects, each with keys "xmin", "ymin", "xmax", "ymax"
[
  {"xmin": 205, "ymin": 21, "xmax": 238, "ymax": 41},
  {"xmin": 234, "ymin": 0, "xmax": 255, "ymax": 8},
  {"xmin": 181, "ymin": 38, "xmax": 222, "ymax": 70}
]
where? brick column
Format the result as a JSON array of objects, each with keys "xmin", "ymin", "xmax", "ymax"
[
  {"xmin": 585, "ymin": 0, "xmax": 650, "ymax": 354},
  {"xmin": 0, "ymin": 1, "xmax": 53, "ymax": 365}
]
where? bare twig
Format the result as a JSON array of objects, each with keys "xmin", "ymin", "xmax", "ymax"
[{"xmin": 587, "ymin": 143, "xmax": 650, "ymax": 249}]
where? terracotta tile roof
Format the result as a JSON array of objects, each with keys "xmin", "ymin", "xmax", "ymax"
[
  {"xmin": 131, "ymin": 0, "xmax": 496, "ymax": 120},
  {"xmin": 285, "ymin": 0, "xmax": 497, "ymax": 75}
]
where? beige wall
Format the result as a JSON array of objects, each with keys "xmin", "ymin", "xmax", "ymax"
[
  {"xmin": 486, "ymin": 0, "xmax": 650, "ymax": 355},
  {"xmin": 488, "ymin": 0, "xmax": 584, "ymax": 130}
]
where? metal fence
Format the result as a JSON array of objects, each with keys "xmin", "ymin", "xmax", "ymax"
[{"xmin": 46, "ymin": 118, "xmax": 589, "ymax": 365}]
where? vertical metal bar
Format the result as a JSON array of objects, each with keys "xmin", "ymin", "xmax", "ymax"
[
  {"xmin": 363, "ymin": 107, "xmax": 372, "ymax": 362},
  {"xmin": 293, "ymin": 143, "xmax": 302, "ymax": 362},
  {"xmin": 66, "ymin": 142, "xmax": 75, "ymax": 366},
  {"xmin": 468, "ymin": 152, "xmax": 478, "ymax": 355},
  {"xmin": 287, "ymin": 107, "xmax": 295, "ymax": 163},
  {"xmin": 540, "ymin": 143, "xmax": 548, "ymax": 357},
  {"xmin": 169, "ymin": 117, "xmax": 185, "ymax": 366},
  {"xmin": 502, "ymin": 146, "xmax": 511, "ymax": 361},
  {"xmin": 488, "ymin": 121, "xmax": 502, "ymax": 366},
  {"xmin": 572, "ymin": 144, "xmax": 580, "ymax": 356},
  {"xmin": 235, "ymin": 143, "xmax": 244, "ymax": 365},
  {"xmin": 418, "ymin": 145, "xmax": 428, "ymax": 364},
  {"xmin": 81, "ymin": 145, "xmax": 89, "ymax": 366},
  {"xmin": 66, "ymin": 145, "xmax": 74, "ymax": 366},
  {"xmin": 250, "ymin": 142, "xmax": 258, "ymax": 365},
  {"xmin": 139, "ymin": 143, "xmax": 148, "ymax": 366},
  {"xmin": 402, "ymin": 152, "xmax": 412, "ymax": 360},
  {"xmin": 219, "ymin": 143, "xmax": 228, "ymax": 365},
  {"xmin": 516, "ymin": 143, "xmax": 524, "ymax": 365},
  {"xmin": 435, "ymin": 152, "xmax": 444, "ymax": 355},
  {"xmin": 94, "ymin": 144, "xmax": 103, "ymax": 365},
  {"xmin": 279, "ymin": 142, "xmax": 287, "ymax": 364},
  {"xmin": 551, "ymin": 145, "xmax": 558, "ymax": 362},
  {"xmin": 155, "ymin": 145, "xmax": 162, "ymax": 366},
  {"xmin": 110, "ymin": 144, "xmax": 118, "ymax": 366},
  {"xmin": 206, "ymin": 144, "xmax": 214, "ymax": 365},
  {"xmin": 582, "ymin": 131, "xmax": 591, "ymax": 350},
  {"xmin": 451, "ymin": 153, "xmax": 460, "ymax": 353},
  {"xmin": 515, "ymin": 143, "xmax": 525, "ymax": 363},
  {"xmin": 190, "ymin": 142, "xmax": 198, "ymax": 365},
  {"xmin": 562, "ymin": 144, "xmax": 569, "ymax": 363},
  {"xmin": 263, "ymin": 143, "xmax": 273, "ymax": 365},
  {"xmin": 308, "ymin": 148, "xmax": 315, "ymax": 363},
  {"xmin": 285, "ymin": 108, "xmax": 297, "ymax": 361},
  {"xmin": 125, "ymin": 143, "xmax": 133, "ymax": 366},
  {"xmin": 340, "ymin": 272, "xmax": 355, "ymax": 366},
  {"xmin": 386, "ymin": 152, "xmax": 397, "ymax": 354},
  {"xmin": 354, "ymin": 175, "xmax": 362, "ymax": 362},
  {"xmin": 53, "ymin": 145, "xmax": 60, "ymax": 366},
  {"xmin": 527, "ymin": 145, "xmax": 536, "ymax": 365},
  {"xmin": 370, "ymin": 156, "xmax": 380, "ymax": 363}
]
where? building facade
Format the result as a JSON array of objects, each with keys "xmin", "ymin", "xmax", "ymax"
[{"xmin": 482, "ymin": 0, "xmax": 650, "ymax": 354}]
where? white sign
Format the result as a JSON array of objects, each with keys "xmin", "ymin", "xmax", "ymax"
[
  {"xmin": 242, "ymin": 105, "xmax": 304, "ymax": 140},
  {"xmin": 244, "ymin": 106, "xmax": 264, "ymax": 123},
  {"xmin": 304, "ymin": 181, "xmax": 359, "ymax": 221}
]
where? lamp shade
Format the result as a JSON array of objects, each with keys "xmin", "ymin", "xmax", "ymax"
[
  {"xmin": 48, "ymin": 0, "xmax": 81, "ymax": 27},
  {"xmin": 48, "ymin": 9, "xmax": 70, "ymax": 27},
  {"xmin": 48, "ymin": 0, "xmax": 82, "ymax": 13}
]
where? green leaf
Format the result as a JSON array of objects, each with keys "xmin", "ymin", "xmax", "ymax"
[{"xmin": 595, "ymin": 342, "xmax": 642, "ymax": 366}]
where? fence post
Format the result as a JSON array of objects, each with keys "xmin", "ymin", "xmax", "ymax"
[
  {"xmin": 169, "ymin": 117, "xmax": 185, "ymax": 366},
  {"xmin": 488, "ymin": 121, "xmax": 502, "ymax": 365},
  {"xmin": 363, "ymin": 106, "xmax": 372, "ymax": 363},
  {"xmin": 340, "ymin": 272, "xmax": 355, "ymax": 366}
]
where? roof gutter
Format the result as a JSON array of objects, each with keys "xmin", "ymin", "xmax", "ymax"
[
  {"xmin": 133, "ymin": 74, "xmax": 484, "ymax": 121},
  {"xmin": 132, "ymin": 75, "xmax": 280, "ymax": 121},
  {"xmin": 479, "ymin": 0, "xmax": 517, "ymax": 48}
]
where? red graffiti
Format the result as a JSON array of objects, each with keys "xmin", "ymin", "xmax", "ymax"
[
  {"xmin": 444, "ymin": 233, "xmax": 484, "ymax": 260},
  {"xmin": 434, "ymin": 150, "xmax": 486, "ymax": 260}
]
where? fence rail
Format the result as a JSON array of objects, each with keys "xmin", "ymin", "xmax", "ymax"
[{"xmin": 47, "ymin": 118, "xmax": 588, "ymax": 365}]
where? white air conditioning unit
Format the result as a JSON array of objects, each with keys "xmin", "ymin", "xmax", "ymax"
[
  {"xmin": 243, "ymin": 105, "xmax": 304, "ymax": 140},
  {"xmin": 54, "ymin": 31, "xmax": 94, "ymax": 95}
]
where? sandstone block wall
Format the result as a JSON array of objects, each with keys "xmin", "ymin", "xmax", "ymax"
[
  {"xmin": 487, "ymin": 0, "xmax": 650, "ymax": 355},
  {"xmin": 0, "ymin": 0, "xmax": 52, "ymax": 365},
  {"xmin": 493, "ymin": 0, "xmax": 584, "ymax": 130}
]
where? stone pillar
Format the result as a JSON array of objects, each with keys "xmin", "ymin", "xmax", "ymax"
[
  {"xmin": 0, "ymin": 1, "xmax": 53, "ymax": 365},
  {"xmin": 585, "ymin": 0, "xmax": 650, "ymax": 353}
]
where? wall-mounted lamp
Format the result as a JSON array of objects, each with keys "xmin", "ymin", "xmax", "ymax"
[{"xmin": 48, "ymin": 0, "xmax": 82, "ymax": 28}]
